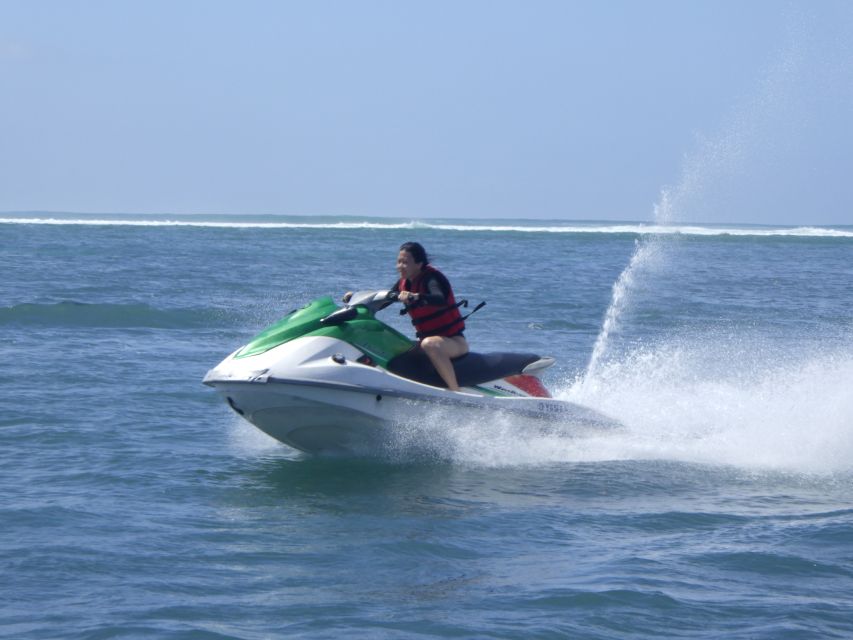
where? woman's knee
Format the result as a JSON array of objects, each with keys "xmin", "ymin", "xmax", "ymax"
[
  {"xmin": 421, "ymin": 336, "xmax": 442, "ymax": 354},
  {"xmin": 422, "ymin": 335, "xmax": 467, "ymax": 358}
]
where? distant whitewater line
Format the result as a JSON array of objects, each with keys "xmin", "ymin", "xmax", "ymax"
[{"xmin": 1, "ymin": 215, "xmax": 851, "ymax": 238}]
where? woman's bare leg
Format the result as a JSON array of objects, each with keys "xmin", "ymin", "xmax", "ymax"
[{"xmin": 420, "ymin": 335, "xmax": 469, "ymax": 391}]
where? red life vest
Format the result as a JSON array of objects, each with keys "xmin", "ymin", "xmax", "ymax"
[{"xmin": 399, "ymin": 265, "xmax": 466, "ymax": 339}]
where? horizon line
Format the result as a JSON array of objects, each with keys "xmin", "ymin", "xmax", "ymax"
[{"xmin": 1, "ymin": 209, "xmax": 850, "ymax": 229}]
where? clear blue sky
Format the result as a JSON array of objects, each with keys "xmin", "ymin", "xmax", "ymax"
[{"xmin": 1, "ymin": 0, "xmax": 851, "ymax": 224}]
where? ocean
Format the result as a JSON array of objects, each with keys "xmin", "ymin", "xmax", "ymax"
[{"xmin": 1, "ymin": 214, "xmax": 852, "ymax": 639}]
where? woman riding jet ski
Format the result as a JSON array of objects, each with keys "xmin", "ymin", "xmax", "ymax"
[
  {"xmin": 203, "ymin": 243, "xmax": 617, "ymax": 455},
  {"xmin": 389, "ymin": 241, "xmax": 470, "ymax": 391}
]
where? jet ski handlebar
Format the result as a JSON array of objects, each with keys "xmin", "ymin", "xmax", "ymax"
[{"xmin": 320, "ymin": 290, "xmax": 398, "ymax": 326}]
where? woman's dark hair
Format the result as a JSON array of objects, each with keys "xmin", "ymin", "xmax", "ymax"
[{"xmin": 399, "ymin": 241, "xmax": 429, "ymax": 266}]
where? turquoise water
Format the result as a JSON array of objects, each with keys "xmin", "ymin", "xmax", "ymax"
[{"xmin": 2, "ymin": 215, "xmax": 852, "ymax": 638}]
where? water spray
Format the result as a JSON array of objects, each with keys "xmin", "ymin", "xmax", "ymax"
[{"xmin": 581, "ymin": 24, "xmax": 806, "ymax": 388}]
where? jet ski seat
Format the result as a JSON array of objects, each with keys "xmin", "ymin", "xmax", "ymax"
[{"xmin": 387, "ymin": 348, "xmax": 543, "ymax": 389}]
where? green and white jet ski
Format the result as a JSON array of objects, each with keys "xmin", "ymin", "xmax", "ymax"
[{"xmin": 204, "ymin": 290, "xmax": 617, "ymax": 454}]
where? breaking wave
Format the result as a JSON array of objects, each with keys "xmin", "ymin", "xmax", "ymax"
[{"xmin": 1, "ymin": 216, "xmax": 851, "ymax": 237}]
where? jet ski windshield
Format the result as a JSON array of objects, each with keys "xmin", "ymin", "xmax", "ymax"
[
  {"xmin": 347, "ymin": 290, "xmax": 398, "ymax": 313},
  {"xmin": 319, "ymin": 290, "xmax": 397, "ymax": 326},
  {"xmin": 319, "ymin": 306, "xmax": 358, "ymax": 326}
]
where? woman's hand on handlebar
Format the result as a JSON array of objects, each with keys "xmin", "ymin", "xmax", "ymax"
[{"xmin": 398, "ymin": 291, "xmax": 419, "ymax": 304}]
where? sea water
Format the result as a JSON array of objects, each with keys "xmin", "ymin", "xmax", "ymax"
[{"xmin": 1, "ymin": 214, "xmax": 852, "ymax": 639}]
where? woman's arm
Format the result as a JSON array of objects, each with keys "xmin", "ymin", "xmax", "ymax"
[
  {"xmin": 403, "ymin": 274, "xmax": 448, "ymax": 306},
  {"xmin": 421, "ymin": 276, "xmax": 447, "ymax": 305}
]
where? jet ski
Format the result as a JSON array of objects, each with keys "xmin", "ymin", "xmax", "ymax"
[{"xmin": 204, "ymin": 290, "xmax": 617, "ymax": 454}]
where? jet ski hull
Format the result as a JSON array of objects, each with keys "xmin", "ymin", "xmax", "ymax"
[
  {"xmin": 206, "ymin": 375, "xmax": 618, "ymax": 455},
  {"xmin": 212, "ymin": 380, "xmax": 394, "ymax": 454}
]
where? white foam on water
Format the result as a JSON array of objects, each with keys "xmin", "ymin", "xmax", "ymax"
[
  {"xmin": 383, "ymin": 340, "xmax": 852, "ymax": 475},
  {"xmin": 0, "ymin": 216, "xmax": 850, "ymax": 237},
  {"xmin": 562, "ymin": 340, "xmax": 853, "ymax": 474},
  {"xmin": 382, "ymin": 406, "xmax": 599, "ymax": 468}
]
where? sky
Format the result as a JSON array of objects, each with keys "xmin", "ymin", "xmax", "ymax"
[{"xmin": 1, "ymin": 0, "xmax": 852, "ymax": 225}]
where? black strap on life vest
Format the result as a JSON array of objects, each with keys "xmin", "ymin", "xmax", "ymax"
[
  {"xmin": 461, "ymin": 300, "xmax": 486, "ymax": 320},
  {"xmin": 403, "ymin": 299, "xmax": 485, "ymax": 320}
]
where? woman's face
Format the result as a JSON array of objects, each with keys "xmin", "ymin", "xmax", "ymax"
[{"xmin": 397, "ymin": 250, "xmax": 422, "ymax": 281}]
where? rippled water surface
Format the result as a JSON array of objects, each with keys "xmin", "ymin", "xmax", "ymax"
[{"xmin": 2, "ymin": 216, "xmax": 852, "ymax": 639}]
